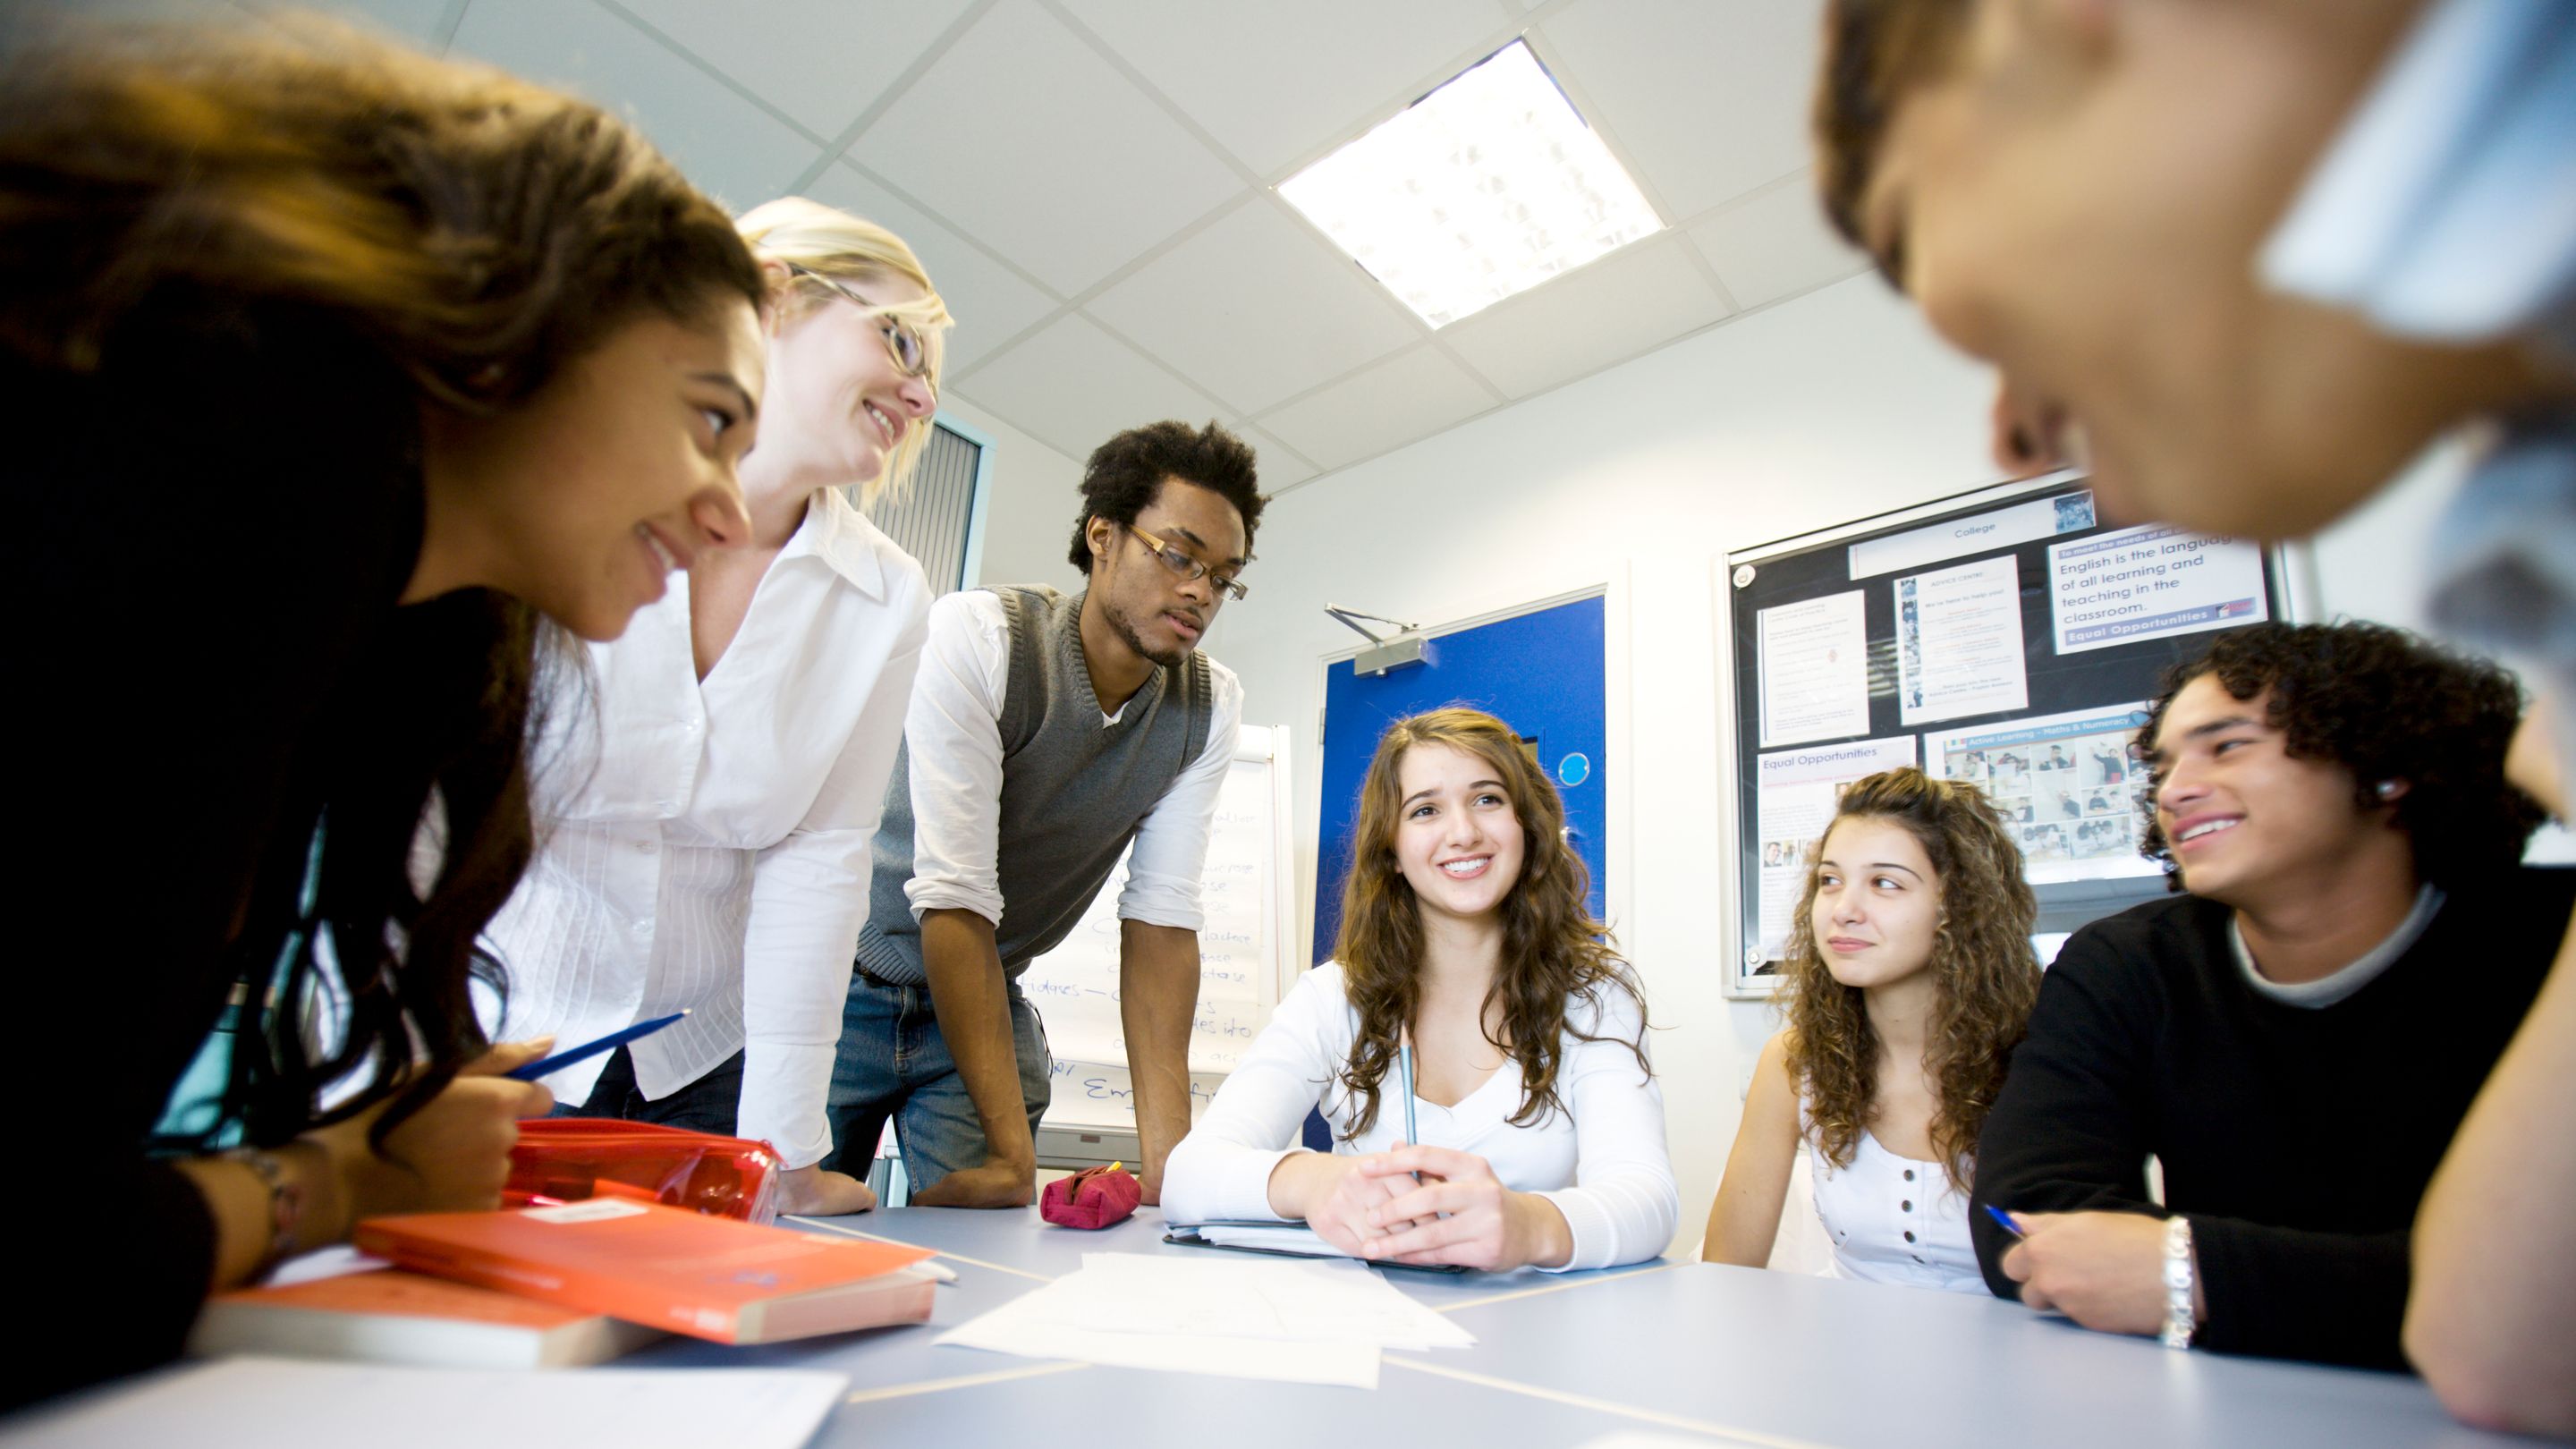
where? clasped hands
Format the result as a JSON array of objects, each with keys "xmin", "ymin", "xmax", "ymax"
[{"xmin": 1305, "ymin": 1143, "xmax": 1570, "ymax": 1272}]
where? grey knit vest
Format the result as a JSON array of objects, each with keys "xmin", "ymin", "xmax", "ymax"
[{"xmin": 854, "ymin": 585, "xmax": 1214, "ymax": 984}]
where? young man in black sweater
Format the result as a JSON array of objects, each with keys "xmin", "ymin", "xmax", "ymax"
[{"xmin": 1970, "ymin": 623, "xmax": 2568, "ymax": 1369}]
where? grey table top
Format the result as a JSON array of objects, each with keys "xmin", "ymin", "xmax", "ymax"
[{"xmin": 622, "ymin": 1206, "xmax": 2521, "ymax": 1449}]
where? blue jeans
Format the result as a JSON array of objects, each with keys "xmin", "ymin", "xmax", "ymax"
[
  {"xmin": 825, "ymin": 967, "xmax": 1051, "ymax": 1188},
  {"xmin": 553, "ymin": 1046, "xmax": 746, "ymax": 1136}
]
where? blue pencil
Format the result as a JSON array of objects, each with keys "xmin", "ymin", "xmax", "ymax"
[
  {"xmin": 507, "ymin": 1010, "xmax": 691, "ymax": 1081},
  {"xmin": 1983, "ymin": 1204, "xmax": 2026, "ymax": 1239}
]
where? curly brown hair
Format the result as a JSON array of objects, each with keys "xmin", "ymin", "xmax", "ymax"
[
  {"xmin": 1063, "ymin": 420, "xmax": 1266, "ymax": 577},
  {"xmin": 1782, "ymin": 768, "xmax": 2039, "ymax": 1193},
  {"xmin": 1331, "ymin": 708, "xmax": 1649, "ymax": 1139},
  {"xmin": 2138, "ymin": 622, "xmax": 2543, "ymax": 885}
]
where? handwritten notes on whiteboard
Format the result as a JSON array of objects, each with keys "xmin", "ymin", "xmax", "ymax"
[{"xmin": 1021, "ymin": 738, "xmax": 1284, "ymax": 1131}]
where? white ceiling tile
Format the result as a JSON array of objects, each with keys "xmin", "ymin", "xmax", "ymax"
[
  {"xmin": 1089, "ymin": 198, "xmax": 1423, "ymax": 415},
  {"xmin": 1440, "ymin": 232, "xmax": 1733, "ymax": 399},
  {"xmin": 1255, "ymin": 347, "xmax": 1497, "ymax": 472},
  {"xmin": 804, "ymin": 160, "xmax": 1063, "ymax": 376},
  {"xmin": 449, "ymin": 1, "xmax": 819, "ymax": 212},
  {"xmin": 1538, "ymin": 0, "xmax": 1822, "ymax": 220},
  {"xmin": 850, "ymin": 0, "xmax": 1243, "ymax": 298},
  {"xmin": 613, "ymin": 0, "xmax": 972, "ymax": 140},
  {"xmin": 1055, "ymin": 0, "xmax": 1513, "ymax": 177},
  {"xmin": 1234, "ymin": 422, "xmax": 1318, "ymax": 494},
  {"xmin": 946, "ymin": 312, "xmax": 1231, "ymax": 462},
  {"xmin": 1687, "ymin": 174, "xmax": 1872, "ymax": 310}
]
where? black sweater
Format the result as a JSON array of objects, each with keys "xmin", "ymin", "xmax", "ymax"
[
  {"xmin": 1969, "ymin": 869, "xmax": 2575, "ymax": 1368},
  {"xmin": 6, "ymin": 300, "xmax": 422, "ymax": 1408}
]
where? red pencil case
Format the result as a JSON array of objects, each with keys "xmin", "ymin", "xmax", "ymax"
[
  {"xmin": 1040, "ymin": 1164, "xmax": 1141, "ymax": 1230},
  {"xmin": 503, "ymin": 1118, "xmax": 785, "ymax": 1225}
]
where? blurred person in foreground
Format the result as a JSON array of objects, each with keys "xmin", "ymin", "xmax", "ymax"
[{"xmin": 1813, "ymin": 1, "xmax": 2573, "ymax": 1428}]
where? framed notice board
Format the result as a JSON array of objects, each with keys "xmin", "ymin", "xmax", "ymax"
[{"xmin": 1721, "ymin": 472, "xmax": 2301, "ymax": 996}]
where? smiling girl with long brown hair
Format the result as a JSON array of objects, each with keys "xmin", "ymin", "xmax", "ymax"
[{"xmin": 1164, "ymin": 708, "xmax": 1676, "ymax": 1271}]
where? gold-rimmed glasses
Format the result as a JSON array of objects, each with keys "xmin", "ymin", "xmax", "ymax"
[
  {"xmin": 1126, "ymin": 522, "xmax": 1249, "ymax": 602},
  {"xmin": 786, "ymin": 263, "xmax": 935, "ymax": 395}
]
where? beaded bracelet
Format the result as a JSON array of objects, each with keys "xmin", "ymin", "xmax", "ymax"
[{"xmin": 2159, "ymin": 1216, "xmax": 2197, "ymax": 1350}]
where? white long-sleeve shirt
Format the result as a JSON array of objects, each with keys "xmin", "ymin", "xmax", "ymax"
[
  {"xmin": 899, "ymin": 588, "xmax": 1241, "ymax": 932},
  {"xmin": 1161, "ymin": 962, "xmax": 1678, "ymax": 1271},
  {"xmin": 484, "ymin": 491, "xmax": 929, "ymax": 1168}
]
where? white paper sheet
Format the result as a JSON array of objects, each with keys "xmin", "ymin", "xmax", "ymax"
[
  {"xmin": 1191, "ymin": 1222, "xmax": 1347, "ymax": 1257},
  {"xmin": 2046, "ymin": 523, "xmax": 2267, "ymax": 655},
  {"xmin": 0, "ymin": 1358, "xmax": 848, "ymax": 1449},
  {"xmin": 1896, "ymin": 555, "xmax": 2029, "ymax": 725},
  {"xmin": 935, "ymin": 1252, "xmax": 1471, "ymax": 1389},
  {"xmin": 1848, "ymin": 489, "xmax": 2094, "ymax": 580},
  {"xmin": 1757, "ymin": 591, "xmax": 1871, "ymax": 747}
]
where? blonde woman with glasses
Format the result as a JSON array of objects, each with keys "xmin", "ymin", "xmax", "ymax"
[{"xmin": 479, "ymin": 198, "xmax": 951, "ymax": 1216}]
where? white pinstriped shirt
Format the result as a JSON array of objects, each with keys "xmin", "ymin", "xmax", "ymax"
[{"xmin": 482, "ymin": 490, "xmax": 929, "ymax": 1168}]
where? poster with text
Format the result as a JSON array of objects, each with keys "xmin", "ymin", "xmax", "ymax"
[
  {"xmin": 1754, "ymin": 734, "xmax": 1920, "ymax": 958},
  {"xmin": 2047, "ymin": 524, "xmax": 2267, "ymax": 655},
  {"xmin": 1897, "ymin": 555, "xmax": 2029, "ymax": 725},
  {"xmin": 1757, "ymin": 590, "xmax": 1871, "ymax": 747},
  {"xmin": 1925, "ymin": 703, "xmax": 2158, "ymax": 885}
]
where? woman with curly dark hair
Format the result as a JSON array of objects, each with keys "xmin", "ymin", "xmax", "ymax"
[
  {"xmin": 4, "ymin": 17, "xmax": 765, "ymax": 1402},
  {"xmin": 1705, "ymin": 768, "xmax": 2039, "ymax": 1292},
  {"xmin": 1163, "ymin": 708, "xmax": 1676, "ymax": 1271}
]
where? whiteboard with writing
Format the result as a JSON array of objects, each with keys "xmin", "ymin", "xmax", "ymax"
[{"xmin": 1021, "ymin": 724, "xmax": 1293, "ymax": 1131}]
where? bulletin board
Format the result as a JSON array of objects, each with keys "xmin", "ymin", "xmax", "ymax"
[{"xmin": 1720, "ymin": 473, "xmax": 2299, "ymax": 996}]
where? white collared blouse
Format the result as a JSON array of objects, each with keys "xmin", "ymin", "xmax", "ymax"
[
  {"xmin": 484, "ymin": 489, "xmax": 931, "ymax": 1168},
  {"xmin": 1161, "ymin": 962, "xmax": 1678, "ymax": 1271}
]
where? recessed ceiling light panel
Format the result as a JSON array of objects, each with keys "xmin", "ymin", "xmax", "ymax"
[{"xmin": 1279, "ymin": 40, "xmax": 1665, "ymax": 329}]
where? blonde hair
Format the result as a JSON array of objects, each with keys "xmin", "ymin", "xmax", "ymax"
[{"xmin": 735, "ymin": 196, "xmax": 954, "ymax": 504}]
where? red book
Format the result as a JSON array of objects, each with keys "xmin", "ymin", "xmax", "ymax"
[
  {"xmin": 190, "ymin": 1265, "xmax": 664, "ymax": 1368},
  {"xmin": 353, "ymin": 1199, "xmax": 938, "ymax": 1345}
]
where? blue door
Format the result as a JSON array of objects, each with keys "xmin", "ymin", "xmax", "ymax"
[{"xmin": 1311, "ymin": 593, "xmax": 1609, "ymax": 964}]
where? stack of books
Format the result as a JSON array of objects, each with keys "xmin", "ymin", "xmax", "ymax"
[{"xmin": 191, "ymin": 1199, "xmax": 940, "ymax": 1370}]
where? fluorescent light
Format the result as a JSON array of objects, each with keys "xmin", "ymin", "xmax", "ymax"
[{"xmin": 1279, "ymin": 40, "xmax": 1664, "ymax": 329}]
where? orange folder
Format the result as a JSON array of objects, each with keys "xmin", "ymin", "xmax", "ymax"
[
  {"xmin": 354, "ymin": 1199, "xmax": 938, "ymax": 1345},
  {"xmin": 191, "ymin": 1266, "xmax": 664, "ymax": 1368}
]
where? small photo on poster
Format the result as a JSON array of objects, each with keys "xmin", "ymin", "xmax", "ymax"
[{"xmin": 1925, "ymin": 703, "xmax": 2160, "ymax": 886}]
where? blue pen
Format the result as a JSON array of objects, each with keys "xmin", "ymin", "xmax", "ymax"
[
  {"xmin": 1398, "ymin": 1037, "xmax": 1419, "ymax": 1148},
  {"xmin": 507, "ymin": 1010, "xmax": 691, "ymax": 1081},
  {"xmin": 1983, "ymin": 1204, "xmax": 2026, "ymax": 1238}
]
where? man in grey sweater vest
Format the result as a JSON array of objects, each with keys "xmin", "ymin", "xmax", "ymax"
[{"xmin": 827, "ymin": 421, "xmax": 1264, "ymax": 1208}]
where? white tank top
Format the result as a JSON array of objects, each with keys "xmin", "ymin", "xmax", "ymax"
[{"xmin": 1801, "ymin": 1097, "xmax": 1986, "ymax": 1294}]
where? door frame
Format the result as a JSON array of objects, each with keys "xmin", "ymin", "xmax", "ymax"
[{"xmin": 1307, "ymin": 568, "xmax": 1634, "ymax": 975}]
